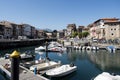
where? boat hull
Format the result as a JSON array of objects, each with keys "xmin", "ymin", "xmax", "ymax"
[{"xmin": 46, "ymin": 64, "xmax": 77, "ymax": 77}]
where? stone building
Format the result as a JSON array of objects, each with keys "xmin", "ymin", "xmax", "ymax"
[
  {"xmin": 11, "ymin": 23, "xmax": 20, "ymax": 39},
  {"xmin": 0, "ymin": 23, "xmax": 4, "ymax": 39},
  {"xmin": 57, "ymin": 30, "xmax": 65, "ymax": 39},
  {"xmin": 77, "ymin": 26, "xmax": 84, "ymax": 33},
  {"xmin": 37, "ymin": 30, "xmax": 47, "ymax": 38},
  {"xmin": 31, "ymin": 26, "xmax": 36, "ymax": 39},
  {"xmin": 88, "ymin": 18, "xmax": 120, "ymax": 40},
  {"xmin": 20, "ymin": 24, "xmax": 36, "ymax": 39},
  {"xmin": 0, "ymin": 21, "xmax": 37, "ymax": 39},
  {"xmin": 66, "ymin": 24, "xmax": 77, "ymax": 37},
  {"xmin": 0, "ymin": 21, "xmax": 13, "ymax": 39}
]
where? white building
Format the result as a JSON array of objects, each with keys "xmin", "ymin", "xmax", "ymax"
[{"xmin": 22, "ymin": 24, "xmax": 32, "ymax": 38}]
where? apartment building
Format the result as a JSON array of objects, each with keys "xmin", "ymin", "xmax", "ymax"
[
  {"xmin": 0, "ymin": 21, "xmax": 13, "ymax": 39},
  {"xmin": 20, "ymin": 24, "xmax": 36, "ymax": 39},
  {"xmin": 57, "ymin": 30, "xmax": 65, "ymax": 39},
  {"xmin": 0, "ymin": 23, "xmax": 4, "ymax": 39},
  {"xmin": 31, "ymin": 26, "xmax": 36, "ymax": 39},
  {"xmin": 37, "ymin": 30, "xmax": 46, "ymax": 38},
  {"xmin": 88, "ymin": 18, "xmax": 120, "ymax": 40},
  {"xmin": 77, "ymin": 26, "xmax": 84, "ymax": 33},
  {"xmin": 11, "ymin": 23, "xmax": 20, "ymax": 39},
  {"xmin": 0, "ymin": 21, "xmax": 37, "ymax": 39}
]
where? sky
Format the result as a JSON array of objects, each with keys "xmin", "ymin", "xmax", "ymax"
[{"xmin": 0, "ymin": 0, "xmax": 120, "ymax": 30}]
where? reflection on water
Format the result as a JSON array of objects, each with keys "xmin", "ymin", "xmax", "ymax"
[
  {"xmin": 68, "ymin": 50, "xmax": 120, "ymax": 73},
  {"xmin": 1, "ymin": 46, "xmax": 120, "ymax": 80},
  {"xmin": 68, "ymin": 50, "xmax": 120, "ymax": 71},
  {"xmin": 88, "ymin": 50, "xmax": 120, "ymax": 72}
]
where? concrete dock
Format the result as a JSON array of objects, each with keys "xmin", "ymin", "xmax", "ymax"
[{"xmin": 0, "ymin": 58, "xmax": 49, "ymax": 80}]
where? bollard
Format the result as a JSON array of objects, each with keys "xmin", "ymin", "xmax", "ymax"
[{"xmin": 10, "ymin": 50, "xmax": 20, "ymax": 80}]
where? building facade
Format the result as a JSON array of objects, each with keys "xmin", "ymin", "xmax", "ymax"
[
  {"xmin": 88, "ymin": 18, "xmax": 120, "ymax": 40},
  {"xmin": 0, "ymin": 23, "xmax": 4, "ymax": 39},
  {"xmin": 57, "ymin": 30, "xmax": 65, "ymax": 39},
  {"xmin": 66, "ymin": 24, "xmax": 77, "ymax": 37},
  {"xmin": 0, "ymin": 21, "xmax": 13, "ymax": 39},
  {"xmin": 0, "ymin": 21, "xmax": 38, "ymax": 39}
]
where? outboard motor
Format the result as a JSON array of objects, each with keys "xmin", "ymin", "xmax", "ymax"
[{"xmin": 70, "ymin": 63, "xmax": 74, "ymax": 67}]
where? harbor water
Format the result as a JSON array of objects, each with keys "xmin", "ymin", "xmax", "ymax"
[{"xmin": 0, "ymin": 46, "xmax": 120, "ymax": 80}]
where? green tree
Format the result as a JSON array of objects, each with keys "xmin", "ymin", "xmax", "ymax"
[
  {"xmin": 71, "ymin": 31, "xmax": 78, "ymax": 38},
  {"xmin": 82, "ymin": 32, "xmax": 89, "ymax": 37},
  {"xmin": 78, "ymin": 32, "xmax": 82, "ymax": 38}
]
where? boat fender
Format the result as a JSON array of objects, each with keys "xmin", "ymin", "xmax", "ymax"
[
  {"xmin": 70, "ymin": 63, "xmax": 74, "ymax": 67},
  {"xmin": 34, "ymin": 67, "xmax": 37, "ymax": 75}
]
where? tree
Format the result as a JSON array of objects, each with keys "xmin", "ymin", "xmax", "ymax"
[
  {"xmin": 82, "ymin": 32, "xmax": 89, "ymax": 37},
  {"xmin": 78, "ymin": 32, "xmax": 82, "ymax": 38},
  {"xmin": 71, "ymin": 31, "xmax": 78, "ymax": 38}
]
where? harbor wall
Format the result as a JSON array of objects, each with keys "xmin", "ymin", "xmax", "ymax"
[{"xmin": 0, "ymin": 38, "xmax": 57, "ymax": 50}]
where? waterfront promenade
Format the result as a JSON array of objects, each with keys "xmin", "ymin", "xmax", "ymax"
[{"xmin": 0, "ymin": 58, "xmax": 49, "ymax": 80}]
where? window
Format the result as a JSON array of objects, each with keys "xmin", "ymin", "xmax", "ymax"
[
  {"xmin": 111, "ymin": 29, "xmax": 113, "ymax": 30},
  {"xmin": 114, "ymin": 28, "xmax": 116, "ymax": 30},
  {"xmin": 111, "ymin": 33, "xmax": 114, "ymax": 35}
]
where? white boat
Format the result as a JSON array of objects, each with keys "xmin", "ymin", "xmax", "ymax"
[
  {"xmin": 48, "ymin": 42, "xmax": 66, "ymax": 52},
  {"xmin": 20, "ymin": 53, "xmax": 35, "ymax": 60},
  {"xmin": 35, "ymin": 46, "xmax": 45, "ymax": 51},
  {"xmin": 82, "ymin": 46, "xmax": 86, "ymax": 50},
  {"xmin": 30, "ymin": 61, "xmax": 61, "ymax": 71},
  {"xmin": 93, "ymin": 72, "xmax": 120, "ymax": 80},
  {"xmin": 46, "ymin": 64, "xmax": 77, "ymax": 77},
  {"xmin": 35, "ymin": 42, "xmax": 66, "ymax": 52},
  {"xmin": 48, "ymin": 41, "xmax": 62, "ymax": 48},
  {"xmin": 106, "ymin": 46, "xmax": 115, "ymax": 53},
  {"xmin": 48, "ymin": 46, "xmax": 66, "ymax": 52},
  {"xmin": 4, "ymin": 53, "xmax": 10, "ymax": 59},
  {"xmin": 86, "ymin": 46, "xmax": 91, "ymax": 50},
  {"xmin": 92, "ymin": 46, "xmax": 99, "ymax": 50}
]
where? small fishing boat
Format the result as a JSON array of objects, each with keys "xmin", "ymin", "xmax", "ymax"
[{"xmin": 46, "ymin": 64, "xmax": 77, "ymax": 77}]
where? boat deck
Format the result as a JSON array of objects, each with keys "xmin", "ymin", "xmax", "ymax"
[
  {"xmin": 0, "ymin": 58, "xmax": 49, "ymax": 80},
  {"xmin": 30, "ymin": 61, "xmax": 61, "ymax": 71}
]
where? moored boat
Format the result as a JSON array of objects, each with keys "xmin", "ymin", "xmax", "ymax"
[
  {"xmin": 20, "ymin": 53, "xmax": 35, "ymax": 61},
  {"xmin": 35, "ymin": 46, "xmax": 45, "ymax": 51},
  {"xmin": 35, "ymin": 41, "xmax": 66, "ymax": 52},
  {"xmin": 30, "ymin": 61, "xmax": 61, "ymax": 71},
  {"xmin": 93, "ymin": 72, "xmax": 120, "ymax": 80},
  {"xmin": 106, "ymin": 45, "xmax": 115, "ymax": 53},
  {"xmin": 46, "ymin": 64, "xmax": 77, "ymax": 77}
]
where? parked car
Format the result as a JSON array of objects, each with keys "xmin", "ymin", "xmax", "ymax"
[{"xmin": 92, "ymin": 39, "xmax": 98, "ymax": 42}]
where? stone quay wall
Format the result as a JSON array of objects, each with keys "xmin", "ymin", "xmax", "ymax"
[{"xmin": 0, "ymin": 38, "xmax": 56, "ymax": 50}]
